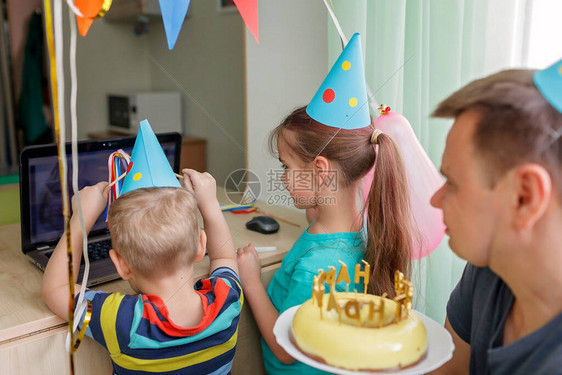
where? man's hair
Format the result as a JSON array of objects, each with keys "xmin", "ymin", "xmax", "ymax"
[
  {"xmin": 433, "ymin": 69, "xmax": 562, "ymax": 195},
  {"xmin": 107, "ymin": 187, "xmax": 200, "ymax": 277}
]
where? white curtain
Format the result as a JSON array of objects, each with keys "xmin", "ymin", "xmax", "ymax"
[{"xmin": 327, "ymin": 0, "xmax": 529, "ymax": 323}]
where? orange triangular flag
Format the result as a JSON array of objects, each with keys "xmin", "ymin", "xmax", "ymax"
[
  {"xmin": 75, "ymin": 0, "xmax": 107, "ymax": 36},
  {"xmin": 233, "ymin": 0, "xmax": 259, "ymax": 43},
  {"xmin": 76, "ymin": 17, "xmax": 94, "ymax": 37}
]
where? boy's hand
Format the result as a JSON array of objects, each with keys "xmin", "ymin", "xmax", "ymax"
[
  {"xmin": 182, "ymin": 169, "xmax": 219, "ymax": 212},
  {"xmin": 71, "ymin": 182, "xmax": 110, "ymax": 226},
  {"xmin": 237, "ymin": 243, "xmax": 262, "ymax": 286},
  {"xmin": 42, "ymin": 181, "xmax": 109, "ymax": 320}
]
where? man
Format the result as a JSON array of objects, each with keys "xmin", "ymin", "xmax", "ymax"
[{"xmin": 428, "ymin": 61, "xmax": 562, "ymax": 374}]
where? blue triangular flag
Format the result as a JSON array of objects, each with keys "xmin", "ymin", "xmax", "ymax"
[
  {"xmin": 120, "ymin": 119, "xmax": 181, "ymax": 195},
  {"xmin": 159, "ymin": 0, "xmax": 191, "ymax": 50},
  {"xmin": 306, "ymin": 33, "xmax": 370, "ymax": 129},
  {"xmin": 534, "ymin": 58, "xmax": 562, "ymax": 114}
]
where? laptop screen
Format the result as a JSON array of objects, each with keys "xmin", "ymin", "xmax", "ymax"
[{"xmin": 19, "ymin": 133, "xmax": 182, "ymax": 253}]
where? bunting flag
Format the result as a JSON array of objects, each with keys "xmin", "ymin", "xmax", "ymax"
[
  {"xmin": 159, "ymin": 0, "xmax": 191, "ymax": 50},
  {"xmin": 75, "ymin": 0, "xmax": 112, "ymax": 37},
  {"xmin": 233, "ymin": 0, "xmax": 259, "ymax": 44},
  {"xmin": 71, "ymin": 0, "xmax": 257, "ymax": 48}
]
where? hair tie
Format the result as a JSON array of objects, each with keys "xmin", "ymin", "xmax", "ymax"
[{"xmin": 370, "ymin": 129, "xmax": 383, "ymax": 144}]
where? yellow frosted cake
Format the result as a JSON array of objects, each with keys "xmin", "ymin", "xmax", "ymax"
[{"xmin": 290, "ymin": 263, "xmax": 428, "ymax": 371}]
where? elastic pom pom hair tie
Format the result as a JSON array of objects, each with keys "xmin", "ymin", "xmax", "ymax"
[{"xmin": 370, "ymin": 129, "xmax": 383, "ymax": 144}]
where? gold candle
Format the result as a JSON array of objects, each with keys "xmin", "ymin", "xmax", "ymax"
[
  {"xmin": 337, "ymin": 260, "xmax": 351, "ymax": 292},
  {"xmin": 355, "ymin": 259, "xmax": 370, "ymax": 293},
  {"xmin": 325, "ymin": 266, "xmax": 337, "ymax": 289},
  {"xmin": 327, "ymin": 288, "xmax": 342, "ymax": 325},
  {"xmin": 368, "ymin": 293, "xmax": 386, "ymax": 328},
  {"xmin": 344, "ymin": 300, "xmax": 361, "ymax": 328}
]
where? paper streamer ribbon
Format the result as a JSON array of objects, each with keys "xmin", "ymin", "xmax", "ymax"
[
  {"xmin": 44, "ymin": 1, "xmax": 94, "ymax": 372},
  {"xmin": 44, "ymin": 0, "xmax": 77, "ymax": 373},
  {"xmin": 69, "ymin": 301, "xmax": 92, "ymax": 354}
]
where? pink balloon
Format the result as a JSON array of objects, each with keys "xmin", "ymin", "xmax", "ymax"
[{"xmin": 363, "ymin": 112, "xmax": 445, "ymax": 259}]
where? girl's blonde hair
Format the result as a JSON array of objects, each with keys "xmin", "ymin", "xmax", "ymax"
[
  {"xmin": 269, "ymin": 107, "xmax": 418, "ymax": 297},
  {"xmin": 108, "ymin": 187, "xmax": 200, "ymax": 277}
]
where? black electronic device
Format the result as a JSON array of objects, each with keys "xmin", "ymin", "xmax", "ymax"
[
  {"xmin": 245, "ymin": 216, "xmax": 280, "ymax": 234},
  {"xmin": 19, "ymin": 132, "xmax": 182, "ymax": 286}
]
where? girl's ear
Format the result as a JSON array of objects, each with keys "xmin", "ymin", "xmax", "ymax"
[
  {"xmin": 109, "ymin": 249, "xmax": 132, "ymax": 280},
  {"xmin": 313, "ymin": 156, "xmax": 332, "ymax": 188},
  {"xmin": 313, "ymin": 155, "xmax": 330, "ymax": 173}
]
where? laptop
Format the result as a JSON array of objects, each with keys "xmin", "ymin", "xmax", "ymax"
[{"xmin": 19, "ymin": 132, "xmax": 182, "ymax": 286}]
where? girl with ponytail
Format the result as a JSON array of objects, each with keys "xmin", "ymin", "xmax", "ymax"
[{"xmin": 236, "ymin": 106, "xmax": 419, "ymax": 374}]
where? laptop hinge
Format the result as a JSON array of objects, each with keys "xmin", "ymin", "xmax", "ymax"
[{"xmin": 37, "ymin": 245, "xmax": 50, "ymax": 251}]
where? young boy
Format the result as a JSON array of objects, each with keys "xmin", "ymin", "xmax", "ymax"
[{"xmin": 41, "ymin": 169, "xmax": 242, "ymax": 375}]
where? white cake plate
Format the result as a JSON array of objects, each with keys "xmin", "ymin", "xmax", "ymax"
[{"xmin": 274, "ymin": 305, "xmax": 454, "ymax": 375}]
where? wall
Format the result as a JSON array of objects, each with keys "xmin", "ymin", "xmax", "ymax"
[
  {"xmin": 146, "ymin": 0, "xmax": 245, "ymax": 185},
  {"xmin": 245, "ymin": 0, "xmax": 328, "ymax": 205},
  {"xmin": 75, "ymin": 20, "xmax": 151, "ymax": 139},
  {"xmin": 11, "ymin": 0, "xmax": 323, "ymax": 187},
  {"xmin": 71, "ymin": 0, "xmax": 244, "ymax": 184}
]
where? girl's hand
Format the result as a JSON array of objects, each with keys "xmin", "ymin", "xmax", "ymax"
[
  {"xmin": 237, "ymin": 243, "xmax": 262, "ymax": 286},
  {"xmin": 182, "ymin": 169, "xmax": 219, "ymax": 212}
]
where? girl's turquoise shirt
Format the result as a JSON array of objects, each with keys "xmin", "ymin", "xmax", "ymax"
[{"xmin": 262, "ymin": 228, "xmax": 365, "ymax": 375}]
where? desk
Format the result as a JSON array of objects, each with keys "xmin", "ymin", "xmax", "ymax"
[{"xmin": 0, "ymin": 188, "xmax": 307, "ymax": 374}]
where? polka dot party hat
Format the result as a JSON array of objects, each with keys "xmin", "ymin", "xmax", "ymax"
[
  {"xmin": 306, "ymin": 33, "xmax": 370, "ymax": 129},
  {"xmin": 534, "ymin": 58, "xmax": 562, "ymax": 114},
  {"xmin": 120, "ymin": 119, "xmax": 181, "ymax": 195}
]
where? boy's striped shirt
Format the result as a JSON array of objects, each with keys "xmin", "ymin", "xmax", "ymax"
[{"xmin": 77, "ymin": 267, "xmax": 243, "ymax": 374}]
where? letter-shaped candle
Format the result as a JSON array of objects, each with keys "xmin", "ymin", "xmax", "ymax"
[{"xmin": 354, "ymin": 260, "xmax": 370, "ymax": 293}]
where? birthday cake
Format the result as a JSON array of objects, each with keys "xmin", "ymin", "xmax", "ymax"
[{"xmin": 291, "ymin": 263, "xmax": 428, "ymax": 371}]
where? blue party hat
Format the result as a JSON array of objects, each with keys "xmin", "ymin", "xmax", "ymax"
[
  {"xmin": 306, "ymin": 33, "xmax": 370, "ymax": 129},
  {"xmin": 534, "ymin": 58, "xmax": 562, "ymax": 114},
  {"xmin": 159, "ymin": 0, "xmax": 191, "ymax": 50},
  {"xmin": 120, "ymin": 119, "xmax": 181, "ymax": 195}
]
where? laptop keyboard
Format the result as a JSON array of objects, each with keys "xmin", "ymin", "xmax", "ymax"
[
  {"xmin": 45, "ymin": 238, "xmax": 112, "ymax": 264},
  {"xmin": 87, "ymin": 239, "xmax": 112, "ymax": 262}
]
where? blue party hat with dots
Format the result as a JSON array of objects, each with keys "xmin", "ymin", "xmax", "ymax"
[
  {"xmin": 534, "ymin": 58, "xmax": 562, "ymax": 114},
  {"xmin": 306, "ymin": 33, "xmax": 370, "ymax": 129},
  {"xmin": 120, "ymin": 119, "xmax": 181, "ymax": 195}
]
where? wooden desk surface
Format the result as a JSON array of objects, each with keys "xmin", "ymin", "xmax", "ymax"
[{"xmin": 0, "ymin": 188, "xmax": 306, "ymax": 345}]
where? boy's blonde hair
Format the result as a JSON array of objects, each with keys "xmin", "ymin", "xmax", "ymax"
[{"xmin": 107, "ymin": 187, "xmax": 200, "ymax": 277}]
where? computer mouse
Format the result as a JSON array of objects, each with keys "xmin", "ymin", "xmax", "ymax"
[{"xmin": 246, "ymin": 216, "xmax": 280, "ymax": 234}]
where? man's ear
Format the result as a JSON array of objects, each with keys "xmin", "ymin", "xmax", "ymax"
[
  {"xmin": 513, "ymin": 164, "xmax": 552, "ymax": 230},
  {"xmin": 193, "ymin": 229, "xmax": 207, "ymax": 263},
  {"xmin": 109, "ymin": 249, "xmax": 133, "ymax": 280}
]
